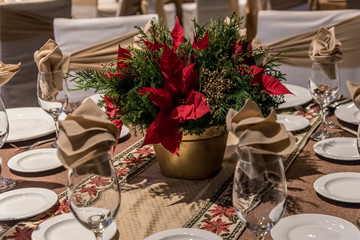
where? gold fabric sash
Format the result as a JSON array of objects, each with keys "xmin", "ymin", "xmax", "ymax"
[{"xmin": 62, "ymin": 31, "xmax": 138, "ymax": 73}]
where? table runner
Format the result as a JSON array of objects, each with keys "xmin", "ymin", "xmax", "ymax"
[{"xmin": 1, "ymin": 104, "xmax": 320, "ymax": 240}]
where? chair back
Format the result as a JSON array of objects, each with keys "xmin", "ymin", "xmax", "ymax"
[
  {"xmin": 0, "ymin": 0, "xmax": 71, "ymax": 108},
  {"xmin": 254, "ymin": 9, "xmax": 360, "ymax": 97},
  {"xmin": 54, "ymin": 14, "xmax": 158, "ymax": 102}
]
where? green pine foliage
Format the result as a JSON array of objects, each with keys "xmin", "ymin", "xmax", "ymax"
[{"xmin": 70, "ymin": 14, "xmax": 286, "ymax": 134}]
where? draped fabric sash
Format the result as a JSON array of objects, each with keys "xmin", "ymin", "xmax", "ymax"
[
  {"xmin": 62, "ymin": 31, "xmax": 138, "ymax": 73},
  {"xmin": 252, "ymin": 14, "xmax": 360, "ymax": 68}
]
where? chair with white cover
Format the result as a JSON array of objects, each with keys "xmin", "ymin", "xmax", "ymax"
[
  {"xmin": 53, "ymin": 14, "xmax": 158, "ymax": 102},
  {"xmin": 0, "ymin": 0, "xmax": 71, "ymax": 108},
  {"xmin": 253, "ymin": 9, "xmax": 360, "ymax": 97}
]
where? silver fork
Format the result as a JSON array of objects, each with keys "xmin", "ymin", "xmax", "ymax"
[{"xmin": 10, "ymin": 137, "xmax": 56, "ymax": 152}]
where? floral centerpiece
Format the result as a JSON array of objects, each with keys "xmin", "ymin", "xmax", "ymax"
[{"xmin": 71, "ymin": 14, "xmax": 291, "ymax": 158}]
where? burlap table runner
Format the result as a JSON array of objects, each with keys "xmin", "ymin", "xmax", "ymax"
[{"xmin": 2, "ymin": 104, "xmax": 320, "ymax": 240}]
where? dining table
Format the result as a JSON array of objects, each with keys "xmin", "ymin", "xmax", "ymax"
[{"xmin": 0, "ymin": 98, "xmax": 360, "ymax": 240}]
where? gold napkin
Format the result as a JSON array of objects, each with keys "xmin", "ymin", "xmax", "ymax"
[
  {"xmin": 0, "ymin": 61, "xmax": 21, "ymax": 86},
  {"xmin": 226, "ymin": 99, "xmax": 296, "ymax": 178},
  {"xmin": 34, "ymin": 39, "xmax": 64, "ymax": 99},
  {"xmin": 309, "ymin": 27, "xmax": 343, "ymax": 79},
  {"xmin": 346, "ymin": 80, "xmax": 360, "ymax": 109},
  {"xmin": 57, "ymin": 99, "xmax": 120, "ymax": 169}
]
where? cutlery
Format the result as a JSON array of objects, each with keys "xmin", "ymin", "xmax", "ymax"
[{"xmin": 10, "ymin": 137, "xmax": 56, "ymax": 152}]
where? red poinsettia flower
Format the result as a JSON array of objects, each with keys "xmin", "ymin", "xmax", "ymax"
[
  {"xmin": 103, "ymin": 95, "xmax": 123, "ymax": 134},
  {"xmin": 171, "ymin": 16, "xmax": 184, "ymax": 50},
  {"xmin": 137, "ymin": 46, "xmax": 210, "ymax": 155},
  {"xmin": 250, "ymin": 65, "xmax": 292, "ymax": 95},
  {"xmin": 192, "ymin": 30, "xmax": 209, "ymax": 51},
  {"xmin": 234, "ymin": 39, "xmax": 252, "ymax": 63},
  {"xmin": 107, "ymin": 45, "xmax": 132, "ymax": 78},
  {"xmin": 143, "ymin": 38, "xmax": 163, "ymax": 52}
]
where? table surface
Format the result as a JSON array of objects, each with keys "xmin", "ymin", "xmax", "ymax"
[{"xmin": 1, "ymin": 110, "xmax": 359, "ymax": 240}]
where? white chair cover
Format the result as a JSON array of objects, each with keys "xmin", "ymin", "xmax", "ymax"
[
  {"xmin": 72, "ymin": 0, "xmax": 98, "ymax": 19},
  {"xmin": 54, "ymin": 14, "xmax": 158, "ymax": 102},
  {"xmin": 0, "ymin": 0, "xmax": 71, "ymax": 108},
  {"xmin": 254, "ymin": 10, "xmax": 360, "ymax": 97}
]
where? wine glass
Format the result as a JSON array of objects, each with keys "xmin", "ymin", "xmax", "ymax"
[
  {"xmin": 308, "ymin": 61, "xmax": 340, "ymax": 141},
  {"xmin": 233, "ymin": 151, "xmax": 287, "ymax": 240},
  {"xmin": 37, "ymin": 70, "xmax": 69, "ymax": 147},
  {"xmin": 0, "ymin": 97, "xmax": 15, "ymax": 192},
  {"xmin": 68, "ymin": 154, "xmax": 121, "ymax": 240}
]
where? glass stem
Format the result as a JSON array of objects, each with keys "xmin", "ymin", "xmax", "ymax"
[
  {"xmin": 318, "ymin": 105, "xmax": 327, "ymax": 132},
  {"xmin": 94, "ymin": 232, "xmax": 103, "ymax": 240}
]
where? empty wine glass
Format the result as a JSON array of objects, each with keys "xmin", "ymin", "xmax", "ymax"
[
  {"xmin": 37, "ymin": 70, "xmax": 69, "ymax": 147},
  {"xmin": 309, "ymin": 61, "xmax": 340, "ymax": 141},
  {"xmin": 68, "ymin": 154, "xmax": 121, "ymax": 240},
  {"xmin": 0, "ymin": 97, "xmax": 15, "ymax": 192},
  {"xmin": 233, "ymin": 151, "xmax": 287, "ymax": 240}
]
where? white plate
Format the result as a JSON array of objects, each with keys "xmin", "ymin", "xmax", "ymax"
[
  {"xmin": 314, "ymin": 172, "xmax": 360, "ymax": 203},
  {"xmin": 32, "ymin": 213, "xmax": 117, "ymax": 240},
  {"xmin": 278, "ymin": 84, "xmax": 312, "ymax": 109},
  {"xmin": 145, "ymin": 228, "xmax": 222, "ymax": 240},
  {"xmin": 334, "ymin": 102, "xmax": 360, "ymax": 125},
  {"xmin": 271, "ymin": 214, "xmax": 360, "ymax": 240},
  {"xmin": 276, "ymin": 114, "xmax": 310, "ymax": 131},
  {"xmin": 0, "ymin": 188, "xmax": 58, "ymax": 221},
  {"xmin": 8, "ymin": 148, "xmax": 62, "ymax": 173},
  {"xmin": 83, "ymin": 94, "xmax": 130, "ymax": 139},
  {"xmin": 313, "ymin": 137, "xmax": 360, "ymax": 161},
  {"xmin": 6, "ymin": 107, "xmax": 55, "ymax": 143}
]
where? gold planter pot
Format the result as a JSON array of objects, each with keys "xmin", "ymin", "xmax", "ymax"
[{"xmin": 154, "ymin": 127, "xmax": 228, "ymax": 180}]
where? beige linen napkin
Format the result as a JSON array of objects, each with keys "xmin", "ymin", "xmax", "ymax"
[
  {"xmin": 226, "ymin": 99, "xmax": 296, "ymax": 178},
  {"xmin": 309, "ymin": 27, "xmax": 343, "ymax": 79},
  {"xmin": 57, "ymin": 99, "xmax": 119, "ymax": 169},
  {"xmin": 34, "ymin": 39, "xmax": 64, "ymax": 99},
  {"xmin": 346, "ymin": 80, "xmax": 360, "ymax": 109},
  {"xmin": 0, "ymin": 61, "xmax": 20, "ymax": 86}
]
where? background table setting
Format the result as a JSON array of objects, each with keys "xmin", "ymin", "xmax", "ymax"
[{"xmin": 1, "ymin": 13, "xmax": 360, "ymax": 240}]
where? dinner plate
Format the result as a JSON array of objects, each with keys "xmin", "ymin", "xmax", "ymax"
[
  {"xmin": 6, "ymin": 107, "xmax": 55, "ymax": 143},
  {"xmin": 8, "ymin": 148, "xmax": 63, "ymax": 173},
  {"xmin": 314, "ymin": 172, "xmax": 360, "ymax": 203},
  {"xmin": 31, "ymin": 213, "xmax": 117, "ymax": 240},
  {"xmin": 278, "ymin": 84, "xmax": 312, "ymax": 109},
  {"xmin": 276, "ymin": 114, "xmax": 310, "ymax": 131},
  {"xmin": 271, "ymin": 214, "xmax": 360, "ymax": 240},
  {"xmin": 334, "ymin": 102, "xmax": 360, "ymax": 125},
  {"xmin": 0, "ymin": 188, "xmax": 58, "ymax": 221},
  {"xmin": 313, "ymin": 137, "xmax": 360, "ymax": 161},
  {"xmin": 145, "ymin": 228, "xmax": 222, "ymax": 240}
]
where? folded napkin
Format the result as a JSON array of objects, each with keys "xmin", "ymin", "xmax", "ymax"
[
  {"xmin": 57, "ymin": 99, "xmax": 119, "ymax": 169},
  {"xmin": 346, "ymin": 80, "xmax": 360, "ymax": 109},
  {"xmin": 309, "ymin": 27, "xmax": 343, "ymax": 79},
  {"xmin": 0, "ymin": 61, "xmax": 20, "ymax": 86},
  {"xmin": 34, "ymin": 39, "xmax": 64, "ymax": 99},
  {"xmin": 226, "ymin": 99, "xmax": 296, "ymax": 178}
]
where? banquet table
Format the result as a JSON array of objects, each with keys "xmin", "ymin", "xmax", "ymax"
[{"xmin": 0, "ymin": 103, "xmax": 360, "ymax": 240}]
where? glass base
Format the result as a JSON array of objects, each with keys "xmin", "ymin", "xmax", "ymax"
[
  {"xmin": 0, "ymin": 177, "xmax": 16, "ymax": 192},
  {"xmin": 310, "ymin": 128, "xmax": 332, "ymax": 141}
]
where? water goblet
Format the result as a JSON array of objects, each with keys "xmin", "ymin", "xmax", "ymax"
[
  {"xmin": 308, "ymin": 61, "xmax": 340, "ymax": 141},
  {"xmin": 67, "ymin": 154, "xmax": 121, "ymax": 240},
  {"xmin": 37, "ymin": 70, "xmax": 69, "ymax": 147},
  {"xmin": 0, "ymin": 97, "xmax": 15, "ymax": 192},
  {"xmin": 233, "ymin": 152, "xmax": 287, "ymax": 240}
]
